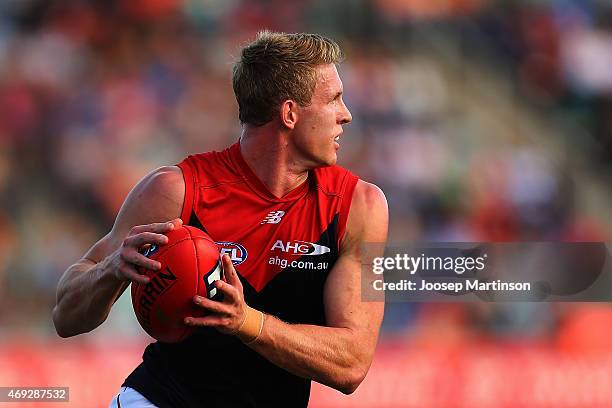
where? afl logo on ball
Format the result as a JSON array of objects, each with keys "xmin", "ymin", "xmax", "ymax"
[{"xmin": 216, "ymin": 242, "xmax": 248, "ymax": 266}]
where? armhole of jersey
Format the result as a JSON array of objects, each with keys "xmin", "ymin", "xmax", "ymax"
[
  {"xmin": 337, "ymin": 172, "xmax": 359, "ymax": 250},
  {"xmin": 177, "ymin": 159, "xmax": 196, "ymax": 223}
]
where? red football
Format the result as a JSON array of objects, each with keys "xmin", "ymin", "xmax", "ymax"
[{"xmin": 131, "ymin": 225, "xmax": 222, "ymax": 343}]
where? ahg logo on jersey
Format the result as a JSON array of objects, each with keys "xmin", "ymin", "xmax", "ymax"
[
  {"xmin": 271, "ymin": 240, "xmax": 331, "ymax": 256},
  {"xmin": 261, "ymin": 210, "xmax": 285, "ymax": 224},
  {"xmin": 216, "ymin": 242, "xmax": 248, "ymax": 265}
]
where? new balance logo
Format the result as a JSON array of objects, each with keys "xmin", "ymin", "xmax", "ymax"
[{"xmin": 261, "ymin": 210, "xmax": 286, "ymax": 224}]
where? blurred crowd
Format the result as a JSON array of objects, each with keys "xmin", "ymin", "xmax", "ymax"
[
  {"xmin": 460, "ymin": 0, "xmax": 612, "ymax": 164},
  {"xmin": 0, "ymin": 0, "xmax": 611, "ymax": 352}
]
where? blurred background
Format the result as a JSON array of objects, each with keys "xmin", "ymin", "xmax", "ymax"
[{"xmin": 1, "ymin": 0, "xmax": 612, "ymax": 406}]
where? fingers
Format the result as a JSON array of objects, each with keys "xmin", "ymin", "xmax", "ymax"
[
  {"xmin": 118, "ymin": 263, "xmax": 150, "ymax": 285},
  {"xmin": 119, "ymin": 220, "xmax": 182, "ymax": 273},
  {"xmin": 169, "ymin": 218, "xmax": 183, "ymax": 229},
  {"xmin": 190, "ymin": 272, "xmax": 246, "ymax": 334},
  {"xmin": 213, "ymin": 280, "xmax": 240, "ymax": 303},
  {"xmin": 222, "ymin": 254, "xmax": 242, "ymax": 289},
  {"xmin": 120, "ymin": 248, "xmax": 161, "ymax": 270},
  {"xmin": 193, "ymin": 295, "xmax": 232, "ymax": 315},
  {"xmin": 124, "ymin": 232, "xmax": 168, "ymax": 248},
  {"xmin": 129, "ymin": 222, "xmax": 173, "ymax": 235},
  {"xmin": 129, "ymin": 218, "xmax": 183, "ymax": 235},
  {"xmin": 184, "ymin": 315, "xmax": 228, "ymax": 328},
  {"xmin": 111, "ymin": 219, "xmax": 184, "ymax": 285},
  {"xmin": 193, "ymin": 281, "xmax": 240, "ymax": 311},
  {"xmin": 212, "ymin": 257, "xmax": 241, "ymax": 303}
]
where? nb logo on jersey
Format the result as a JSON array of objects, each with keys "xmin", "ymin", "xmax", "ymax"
[
  {"xmin": 271, "ymin": 240, "xmax": 331, "ymax": 256},
  {"xmin": 261, "ymin": 210, "xmax": 286, "ymax": 225}
]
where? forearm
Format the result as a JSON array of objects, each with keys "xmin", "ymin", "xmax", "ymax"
[
  {"xmin": 247, "ymin": 314, "xmax": 372, "ymax": 394},
  {"xmin": 189, "ymin": 255, "xmax": 381, "ymax": 394},
  {"xmin": 53, "ymin": 258, "xmax": 127, "ymax": 337}
]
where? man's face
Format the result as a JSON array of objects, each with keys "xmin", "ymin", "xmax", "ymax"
[{"xmin": 290, "ymin": 64, "xmax": 352, "ymax": 167}]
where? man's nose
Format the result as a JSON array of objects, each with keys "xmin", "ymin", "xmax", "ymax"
[{"xmin": 339, "ymin": 100, "xmax": 352, "ymax": 125}]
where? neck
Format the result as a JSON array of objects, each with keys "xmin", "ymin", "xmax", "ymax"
[{"xmin": 239, "ymin": 125, "xmax": 309, "ymax": 198}]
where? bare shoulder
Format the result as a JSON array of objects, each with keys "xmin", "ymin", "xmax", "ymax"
[
  {"xmin": 343, "ymin": 180, "xmax": 388, "ymax": 253},
  {"xmin": 85, "ymin": 166, "xmax": 185, "ymax": 261},
  {"xmin": 134, "ymin": 165, "xmax": 184, "ymax": 203},
  {"xmin": 112, "ymin": 165, "xmax": 184, "ymax": 231},
  {"xmin": 351, "ymin": 180, "xmax": 387, "ymax": 215}
]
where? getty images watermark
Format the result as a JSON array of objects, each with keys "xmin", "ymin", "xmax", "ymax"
[
  {"xmin": 362, "ymin": 243, "xmax": 612, "ymax": 302},
  {"xmin": 371, "ymin": 251, "xmax": 533, "ymax": 292}
]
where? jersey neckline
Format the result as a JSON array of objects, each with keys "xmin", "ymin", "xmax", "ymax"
[{"xmin": 228, "ymin": 141, "xmax": 311, "ymax": 203}]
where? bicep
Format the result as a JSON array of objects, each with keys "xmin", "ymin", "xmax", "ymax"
[{"xmin": 323, "ymin": 180, "xmax": 388, "ymax": 342}]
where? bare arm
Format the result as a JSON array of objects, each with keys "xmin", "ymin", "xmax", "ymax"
[
  {"xmin": 188, "ymin": 180, "xmax": 388, "ymax": 394},
  {"xmin": 52, "ymin": 166, "xmax": 185, "ymax": 338}
]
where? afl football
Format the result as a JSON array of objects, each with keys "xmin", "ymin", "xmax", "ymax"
[{"xmin": 131, "ymin": 225, "xmax": 222, "ymax": 343}]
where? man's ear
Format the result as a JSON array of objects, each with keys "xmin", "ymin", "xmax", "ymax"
[{"xmin": 279, "ymin": 100, "xmax": 298, "ymax": 130}]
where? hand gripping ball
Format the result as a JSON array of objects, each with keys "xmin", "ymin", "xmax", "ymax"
[{"xmin": 131, "ymin": 225, "xmax": 222, "ymax": 343}]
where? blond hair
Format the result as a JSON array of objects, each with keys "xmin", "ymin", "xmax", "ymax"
[{"xmin": 232, "ymin": 31, "xmax": 343, "ymax": 126}]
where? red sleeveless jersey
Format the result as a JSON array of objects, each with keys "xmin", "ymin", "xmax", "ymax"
[{"xmin": 124, "ymin": 142, "xmax": 359, "ymax": 408}]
